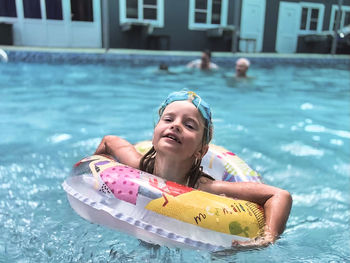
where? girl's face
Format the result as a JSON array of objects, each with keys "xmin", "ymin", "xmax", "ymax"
[{"xmin": 153, "ymin": 100, "xmax": 207, "ymax": 161}]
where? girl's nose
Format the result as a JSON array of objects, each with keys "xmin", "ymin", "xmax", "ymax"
[{"xmin": 170, "ymin": 120, "xmax": 182, "ymax": 132}]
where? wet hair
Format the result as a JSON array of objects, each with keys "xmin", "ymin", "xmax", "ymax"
[
  {"xmin": 159, "ymin": 63, "xmax": 168, "ymax": 70},
  {"xmin": 139, "ymin": 91, "xmax": 214, "ymax": 188},
  {"xmin": 203, "ymin": 49, "xmax": 212, "ymax": 59}
]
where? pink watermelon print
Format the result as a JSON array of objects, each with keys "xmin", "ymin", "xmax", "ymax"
[
  {"xmin": 149, "ymin": 177, "xmax": 193, "ymax": 197},
  {"xmin": 100, "ymin": 166, "xmax": 140, "ymax": 205}
]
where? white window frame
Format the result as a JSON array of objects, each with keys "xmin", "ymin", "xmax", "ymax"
[
  {"xmin": 188, "ymin": 0, "xmax": 228, "ymax": 30},
  {"xmin": 299, "ymin": 2, "xmax": 324, "ymax": 34},
  {"xmin": 119, "ymin": 0, "xmax": 164, "ymax": 27},
  {"xmin": 329, "ymin": 5, "xmax": 350, "ymax": 31}
]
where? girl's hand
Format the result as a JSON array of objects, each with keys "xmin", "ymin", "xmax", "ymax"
[
  {"xmin": 94, "ymin": 135, "xmax": 142, "ymax": 168},
  {"xmin": 232, "ymin": 232, "xmax": 276, "ymax": 248}
]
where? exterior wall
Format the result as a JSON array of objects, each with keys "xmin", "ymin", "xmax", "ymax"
[
  {"xmin": 1, "ymin": 0, "xmax": 349, "ymax": 53},
  {"xmin": 323, "ymin": 0, "xmax": 350, "ymax": 30},
  {"xmin": 296, "ymin": 0, "xmax": 350, "ymax": 53},
  {"xmin": 263, "ymin": 0, "xmax": 350, "ymax": 53},
  {"xmin": 0, "ymin": 0, "xmax": 102, "ymax": 48},
  {"xmin": 108, "ymin": 0, "xmax": 350, "ymax": 53},
  {"xmin": 109, "ymin": 0, "xmax": 239, "ymax": 51},
  {"xmin": 295, "ymin": 0, "xmax": 350, "ymax": 30},
  {"xmin": 263, "ymin": 0, "xmax": 298, "ymax": 52}
]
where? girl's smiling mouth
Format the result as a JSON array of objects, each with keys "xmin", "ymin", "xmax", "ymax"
[{"xmin": 163, "ymin": 133, "xmax": 181, "ymax": 144}]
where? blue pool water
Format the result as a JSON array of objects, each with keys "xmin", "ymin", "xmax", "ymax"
[{"xmin": 0, "ymin": 58, "xmax": 349, "ymax": 262}]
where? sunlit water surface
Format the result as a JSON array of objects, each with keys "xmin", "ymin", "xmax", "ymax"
[{"xmin": 0, "ymin": 60, "xmax": 349, "ymax": 262}]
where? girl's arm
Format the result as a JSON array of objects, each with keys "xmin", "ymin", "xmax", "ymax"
[
  {"xmin": 197, "ymin": 179, "xmax": 292, "ymax": 247},
  {"xmin": 94, "ymin": 135, "xmax": 142, "ymax": 169}
]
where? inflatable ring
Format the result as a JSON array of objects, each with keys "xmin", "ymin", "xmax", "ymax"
[{"xmin": 62, "ymin": 142, "xmax": 264, "ymax": 251}]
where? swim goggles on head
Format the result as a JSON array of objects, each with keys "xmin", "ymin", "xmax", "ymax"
[{"xmin": 158, "ymin": 90, "xmax": 212, "ymax": 143}]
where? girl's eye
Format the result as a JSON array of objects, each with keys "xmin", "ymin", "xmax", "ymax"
[
  {"xmin": 163, "ymin": 117, "xmax": 172, "ymax": 122},
  {"xmin": 185, "ymin": 123, "xmax": 195, "ymax": 129}
]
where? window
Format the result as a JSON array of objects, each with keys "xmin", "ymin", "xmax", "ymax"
[
  {"xmin": 346, "ymin": 11, "xmax": 350, "ymax": 26},
  {"xmin": 329, "ymin": 5, "xmax": 350, "ymax": 31},
  {"xmin": 0, "ymin": 0, "xmax": 17, "ymax": 17},
  {"xmin": 189, "ymin": 0, "xmax": 228, "ymax": 29},
  {"xmin": 23, "ymin": 0, "xmax": 41, "ymax": 19},
  {"xmin": 194, "ymin": 0, "xmax": 207, "ymax": 23},
  {"xmin": 299, "ymin": 3, "xmax": 324, "ymax": 33},
  {"xmin": 45, "ymin": 0, "xmax": 63, "ymax": 20},
  {"xmin": 120, "ymin": 0, "xmax": 164, "ymax": 27},
  {"xmin": 143, "ymin": 0, "xmax": 157, "ymax": 20},
  {"xmin": 300, "ymin": 7, "xmax": 318, "ymax": 30},
  {"xmin": 211, "ymin": 0, "xmax": 221, "ymax": 24},
  {"xmin": 126, "ymin": 0, "xmax": 138, "ymax": 19},
  {"xmin": 71, "ymin": 0, "xmax": 93, "ymax": 22}
]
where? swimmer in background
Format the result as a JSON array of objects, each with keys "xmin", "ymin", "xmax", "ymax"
[
  {"xmin": 224, "ymin": 57, "xmax": 253, "ymax": 87},
  {"xmin": 155, "ymin": 62, "xmax": 176, "ymax": 75},
  {"xmin": 235, "ymin": 58, "xmax": 250, "ymax": 78},
  {"xmin": 159, "ymin": 63, "xmax": 169, "ymax": 71},
  {"xmin": 94, "ymin": 90, "xmax": 292, "ymax": 248},
  {"xmin": 186, "ymin": 49, "xmax": 219, "ymax": 70}
]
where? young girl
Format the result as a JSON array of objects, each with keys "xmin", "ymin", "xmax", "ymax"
[{"xmin": 94, "ymin": 90, "xmax": 292, "ymax": 247}]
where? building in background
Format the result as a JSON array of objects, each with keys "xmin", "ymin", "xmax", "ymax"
[
  {"xmin": 0, "ymin": 0, "xmax": 101, "ymax": 48},
  {"xmin": 0, "ymin": 0, "xmax": 349, "ymax": 53}
]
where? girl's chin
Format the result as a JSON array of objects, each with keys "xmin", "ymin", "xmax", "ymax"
[
  {"xmin": 156, "ymin": 144, "xmax": 181, "ymax": 154},
  {"xmin": 154, "ymin": 143, "xmax": 184, "ymax": 156},
  {"xmin": 155, "ymin": 138, "xmax": 182, "ymax": 149}
]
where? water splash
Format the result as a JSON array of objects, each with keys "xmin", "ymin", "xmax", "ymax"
[{"xmin": 0, "ymin": 49, "xmax": 8, "ymax": 63}]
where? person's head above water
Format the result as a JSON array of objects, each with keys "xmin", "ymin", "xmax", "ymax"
[
  {"xmin": 201, "ymin": 49, "xmax": 212, "ymax": 69},
  {"xmin": 158, "ymin": 90, "xmax": 213, "ymax": 145},
  {"xmin": 235, "ymin": 58, "xmax": 250, "ymax": 78},
  {"xmin": 159, "ymin": 63, "xmax": 168, "ymax": 71}
]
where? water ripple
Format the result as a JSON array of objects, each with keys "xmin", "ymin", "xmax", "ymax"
[
  {"xmin": 281, "ymin": 141, "xmax": 324, "ymax": 157},
  {"xmin": 1, "ymin": 61, "xmax": 349, "ymax": 262},
  {"xmin": 305, "ymin": 125, "xmax": 350, "ymax": 139}
]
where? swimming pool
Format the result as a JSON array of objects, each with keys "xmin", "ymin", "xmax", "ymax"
[{"xmin": 1, "ymin": 54, "xmax": 349, "ymax": 262}]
